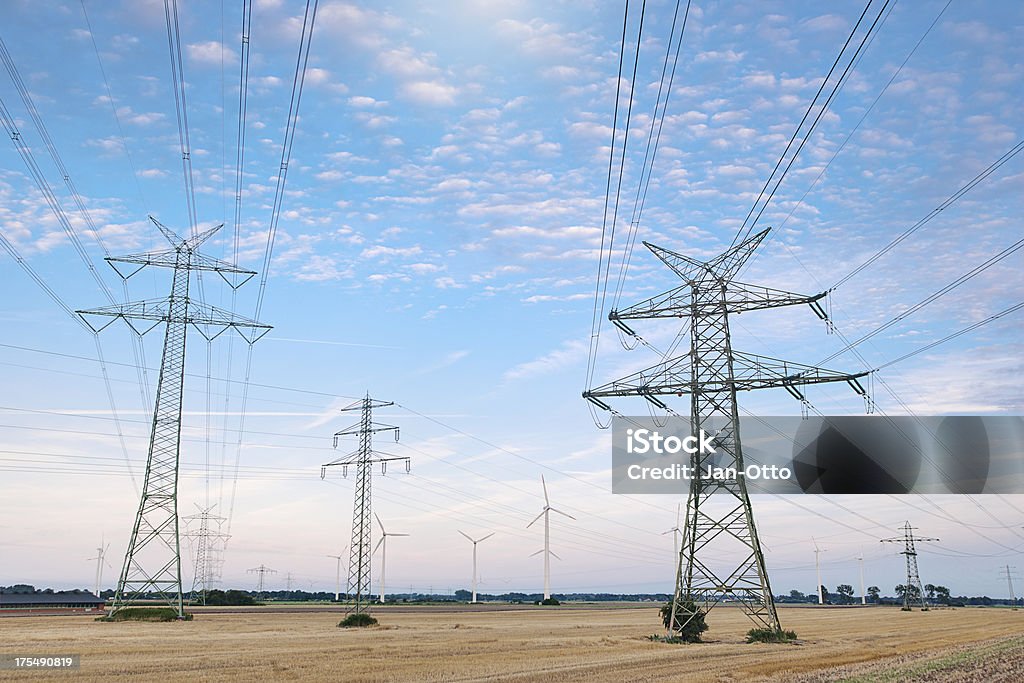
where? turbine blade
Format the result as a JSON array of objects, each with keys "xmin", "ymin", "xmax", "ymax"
[
  {"xmin": 549, "ymin": 550, "xmax": 561, "ymax": 561},
  {"xmin": 550, "ymin": 507, "xmax": 576, "ymax": 521},
  {"xmin": 479, "ymin": 533, "xmax": 495, "ymax": 542},
  {"xmin": 541, "ymin": 474, "xmax": 549, "ymax": 506},
  {"xmin": 458, "ymin": 530, "xmax": 474, "ymax": 543},
  {"xmin": 373, "ymin": 538, "xmax": 384, "ymax": 555},
  {"xmin": 375, "ymin": 513, "xmax": 385, "ymax": 535},
  {"xmin": 529, "ymin": 549, "xmax": 545, "ymax": 557},
  {"xmin": 526, "ymin": 510, "xmax": 545, "ymax": 528},
  {"xmin": 391, "ymin": 533, "xmax": 409, "ymax": 537}
]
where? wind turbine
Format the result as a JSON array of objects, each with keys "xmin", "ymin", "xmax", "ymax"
[
  {"xmin": 326, "ymin": 548, "xmax": 347, "ymax": 602},
  {"xmin": 813, "ymin": 537, "xmax": 828, "ymax": 604},
  {"xmin": 662, "ymin": 503, "xmax": 683, "ymax": 566},
  {"xmin": 374, "ymin": 514, "xmax": 408, "ymax": 604},
  {"xmin": 858, "ymin": 547, "xmax": 866, "ymax": 605},
  {"xmin": 458, "ymin": 530, "xmax": 494, "ymax": 604},
  {"xmin": 86, "ymin": 538, "xmax": 111, "ymax": 599},
  {"xmin": 527, "ymin": 475, "xmax": 575, "ymax": 600}
]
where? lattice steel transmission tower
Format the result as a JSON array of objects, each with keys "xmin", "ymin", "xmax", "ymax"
[
  {"xmin": 584, "ymin": 228, "xmax": 868, "ymax": 635},
  {"xmin": 248, "ymin": 564, "xmax": 277, "ymax": 598},
  {"xmin": 881, "ymin": 521, "xmax": 938, "ymax": 611},
  {"xmin": 321, "ymin": 395, "xmax": 409, "ymax": 615},
  {"xmin": 183, "ymin": 505, "xmax": 229, "ymax": 604},
  {"xmin": 78, "ymin": 217, "xmax": 271, "ymax": 618}
]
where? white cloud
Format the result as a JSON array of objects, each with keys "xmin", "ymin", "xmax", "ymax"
[
  {"xmin": 315, "ymin": 170, "xmax": 344, "ymax": 181},
  {"xmin": 348, "ymin": 95, "xmax": 385, "ymax": 108},
  {"xmin": 503, "ymin": 339, "xmax": 587, "ymax": 382},
  {"xmin": 377, "ymin": 46, "xmax": 439, "ymax": 79},
  {"xmin": 406, "ymin": 262, "xmax": 442, "ymax": 274},
  {"xmin": 115, "ymin": 106, "xmax": 164, "ymax": 126},
  {"xmin": 360, "ymin": 244, "xmax": 422, "ymax": 259},
  {"xmin": 399, "ymin": 81, "xmax": 458, "ymax": 106},
  {"xmin": 694, "ymin": 49, "xmax": 744, "ymax": 63},
  {"xmin": 434, "ymin": 276, "xmax": 463, "ymax": 289},
  {"xmin": 186, "ymin": 41, "xmax": 238, "ymax": 66}
]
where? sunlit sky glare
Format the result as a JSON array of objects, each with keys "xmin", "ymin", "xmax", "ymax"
[{"xmin": 1, "ymin": 0, "xmax": 1022, "ymax": 599}]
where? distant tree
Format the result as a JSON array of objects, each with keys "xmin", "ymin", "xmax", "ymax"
[
  {"xmin": 454, "ymin": 589, "xmax": 472, "ymax": 602},
  {"xmin": 789, "ymin": 589, "xmax": 805, "ymax": 601},
  {"xmin": 895, "ymin": 584, "xmax": 922, "ymax": 608},
  {"xmin": 836, "ymin": 584, "xmax": 854, "ymax": 604},
  {"xmin": 933, "ymin": 585, "xmax": 951, "ymax": 604},
  {"xmin": 924, "ymin": 584, "xmax": 936, "ymax": 602},
  {"xmin": 867, "ymin": 586, "xmax": 880, "ymax": 603}
]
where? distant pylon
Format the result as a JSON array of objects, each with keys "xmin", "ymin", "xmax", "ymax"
[
  {"xmin": 78, "ymin": 217, "xmax": 271, "ymax": 618},
  {"xmin": 321, "ymin": 394, "xmax": 409, "ymax": 615},
  {"xmin": 183, "ymin": 505, "xmax": 228, "ymax": 604},
  {"xmin": 881, "ymin": 521, "xmax": 938, "ymax": 611},
  {"xmin": 585, "ymin": 228, "xmax": 868, "ymax": 636},
  {"xmin": 1003, "ymin": 565, "xmax": 1017, "ymax": 606},
  {"xmin": 248, "ymin": 564, "xmax": 276, "ymax": 598}
]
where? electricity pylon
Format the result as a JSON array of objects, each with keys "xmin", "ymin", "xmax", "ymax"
[
  {"xmin": 78, "ymin": 217, "xmax": 271, "ymax": 618},
  {"xmin": 183, "ymin": 505, "xmax": 228, "ymax": 604},
  {"xmin": 881, "ymin": 521, "xmax": 938, "ymax": 611},
  {"xmin": 248, "ymin": 564, "xmax": 276, "ymax": 598},
  {"xmin": 584, "ymin": 228, "xmax": 868, "ymax": 635},
  {"xmin": 1003, "ymin": 565, "xmax": 1018, "ymax": 607},
  {"xmin": 321, "ymin": 395, "xmax": 409, "ymax": 615}
]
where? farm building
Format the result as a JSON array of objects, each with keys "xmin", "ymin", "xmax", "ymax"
[{"xmin": 0, "ymin": 585, "xmax": 106, "ymax": 615}]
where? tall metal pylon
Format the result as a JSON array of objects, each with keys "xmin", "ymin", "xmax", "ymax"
[
  {"xmin": 881, "ymin": 521, "xmax": 938, "ymax": 611},
  {"xmin": 321, "ymin": 395, "xmax": 409, "ymax": 615},
  {"xmin": 78, "ymin": 217, "xmax": 271, "ymax": 618},
  {"xmin": 248, "ymin": 564, "xmax": 277, "ymax": 598},
  {"xmin": 584, "ymin": 228, "xmax": 868, "ymax": 635},
  {"xmin": 183, "ymin": 505, "xmax": 229, "ymax": 604}
]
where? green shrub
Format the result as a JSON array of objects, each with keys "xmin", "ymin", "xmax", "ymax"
[
  {"xmin": 540, "ymin": 597, "xmax": 560, "ymax": 606},
  {"xmin": 338, "ymin": 612, "xmax": 378, "ymax": 628},
  {"xmin": 97, "ymin": 607, "xmax": 192, "ymax": 622},
  {"xmin": 745, "ymin": 627, "xmax": 797, "ymax": 643},
  {"xmin": 659, "ymin": 600, "xmax": 708, "ymax": 643}
]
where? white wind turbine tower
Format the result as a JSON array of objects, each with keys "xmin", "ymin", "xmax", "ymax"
[
  {"xmin": 374, "ymin": 514, "xmax": 408, "ymax": 604},
  {"xmin": 662, "ymin": 503, "xmax": 683, "ymax": 566},
  {"xmin": 527, "ymin": 475, "xmax": 575, "ymax": 601},
  {"xmin": 813, "ymin": 537, "xmax": 828, "ymax": 604},
  {"xmin": 87, "ymin": 538, "xmax": 111, "ymax": 599},
  {"xmin": 459, "ymin": 530, "xmax": 495, "ymax": 604}
]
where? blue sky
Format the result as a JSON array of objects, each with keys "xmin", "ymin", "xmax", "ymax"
[{"xmin": 1, "ymin": 0, "xmax": 1022, "ymax": 600}]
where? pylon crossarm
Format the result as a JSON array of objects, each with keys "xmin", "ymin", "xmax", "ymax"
[
  {"xmin": 78, "ymin": 299, "xmax": 271, "ymax": 343},
  {"xmin": 610, "ymin": 282, "xmax": 825, "ymax": 322},
  {"xmin": 583, "ymin": 354, "xmax": 692, "ymax": 399},
  {"xmin": 322, "ymin": 453, "xmax": 409, "ymax": 469},
  {"xmin": 610, "ymin": 285, "xmax": 689, "ymax": 321},
  {"xmin": 731, "ymin": 351, "xmax": 870, "ymax": 391},
  {"xmin": 334, "ymin": 423, "xmax": 400, "ymax": 439},
  {"xmin": 725, "ymin": 281, "xmax": 826, "ymax": 314},
  {"xmin": 583, "ymin": 351, "xmax": 866, "ymax": 400},
  {"xmin": 107, "ymin": 250, "xmax": 256, "ymax": 278}
]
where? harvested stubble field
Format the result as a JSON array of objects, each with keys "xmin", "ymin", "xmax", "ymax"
[{"xmin": 1, "ymin": 605, "xmax": 1021, "ymax": 682}]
